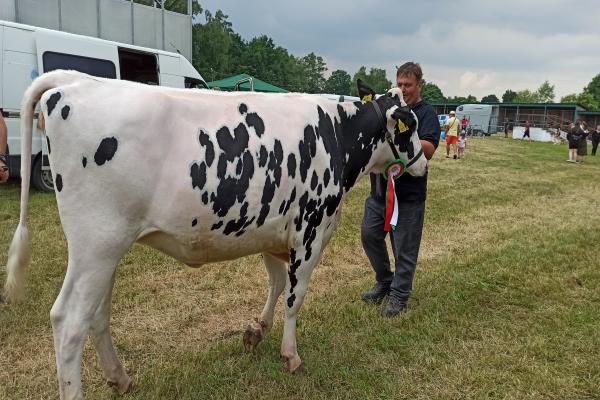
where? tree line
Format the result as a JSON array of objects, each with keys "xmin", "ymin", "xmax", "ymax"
[{"xmin": 136, "ymin": 1, "xmax": 600, "ymax": 110}]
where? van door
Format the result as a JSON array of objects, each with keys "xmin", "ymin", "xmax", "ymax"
[{"xmin": 35, "ymin": 29, "xmax": 119, "ymax": 78}]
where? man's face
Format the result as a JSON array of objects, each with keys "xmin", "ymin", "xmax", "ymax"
[{"xmin": 396, "ymin": 73, "xmax": 422, "ymax": 106}]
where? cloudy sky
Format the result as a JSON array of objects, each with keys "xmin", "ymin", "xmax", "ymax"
[{"xmin": 196, "ymin": 0, "xmax": 600, "ymax": 100}]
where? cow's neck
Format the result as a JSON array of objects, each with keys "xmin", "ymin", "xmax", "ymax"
[{"xmin": 334, "ymin": 102, "xmax": 389, "ymax": 194}]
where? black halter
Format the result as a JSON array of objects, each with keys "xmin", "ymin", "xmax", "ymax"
[{"xmin": 371, "ymin": 101, "xmax": 424, "ymax": 169}]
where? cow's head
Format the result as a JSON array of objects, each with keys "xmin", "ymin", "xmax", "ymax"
[{"xmin": 357, "ymin": 80, "xmax": 427, "ymax": 177}]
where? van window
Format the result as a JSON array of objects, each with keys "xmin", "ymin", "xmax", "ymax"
[
  {"xmin": 43, "ymin": 51, "xmax": 117, "ymax": 78},
  {"xmin": 118, "ymin": 48, "xmax": 159, "ymax": 85},
  {"xmin": 185, "ymin": 77, "xmax": 208, "ymax": 89}
]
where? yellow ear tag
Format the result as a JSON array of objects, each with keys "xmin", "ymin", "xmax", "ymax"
[
  {"xmin": 397, "ymin": 120, "xmax": 409, "ymax": 133},
  {"xmin": 362, "ymin": 94, "xmax": 373, "ymax": 102}
]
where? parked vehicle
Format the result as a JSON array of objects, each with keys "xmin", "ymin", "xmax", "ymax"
[
  {"xmin": 455, "ymin": 104, "xmax": 499, "ymax": 136},
  {"xmin": 1, "ymin": 20, "xmax": 207, "ymax": 191},
  {"xmin": 438, "ymin": 114, "xmax": 450, "ymax": 128}
]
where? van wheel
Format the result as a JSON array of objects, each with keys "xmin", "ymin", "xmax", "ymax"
[{"xmin": 32, "ymin": 156, "xmax": 54, "ymax": 192}]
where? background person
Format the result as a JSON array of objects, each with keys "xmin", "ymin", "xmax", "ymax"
[
  {"xmin": 566, "ymin": 122, "xmax": 582, "ymax": 163},
  {"xmin": 523, "ymin": 120, "xmax": 531, "ymax": 140},
  {"xmin": 591, "ymin": 125, "xmax": 600, "ymax": 156},
  {"xmin": 577, "ymin": 122, "xmax": 589, "ymax": 163},
  {"xmin": 460, "ymin": 115, "xmax": 469, "ymax": 135},
  {"xmin": 361, "ymin": 62, "xmax": 440, "ymax": 317},
  {"xmin": 0, "ymin": 109, "xmax": 9, "ymax": 183},
  {"xmin": 458, "ymin": 132, "xmax": 466, "ymax": 159},
  {"xmin": 444, "ymin": 110, "xmax": 460, "ymax": 159}
]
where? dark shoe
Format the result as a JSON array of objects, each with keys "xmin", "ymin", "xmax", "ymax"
[
  {"xmin": 453, "ymin": 154, "xmax": 457, "ymax": 159},
  {"xmin": 362, "ymin": 282, "xmax": 390, "ymax": 304},
  {"xmin": 382, "ymin": 297, "xmax": 407, "ymax": 317}
]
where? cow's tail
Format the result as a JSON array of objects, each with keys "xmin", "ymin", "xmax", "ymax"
[{"xmin": 4, "ymin": 70, "xmax": 88, "ymax": 302}]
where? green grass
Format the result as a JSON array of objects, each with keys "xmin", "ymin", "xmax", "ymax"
[{"xmin": 1, "ymin": 136, "xmax": 599, "ymax": 399}]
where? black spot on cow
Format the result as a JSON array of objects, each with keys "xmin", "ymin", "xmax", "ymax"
[
  {"xmin": 282, "ymin": 187, "xmax": 296, "ymax": 215},
  {"xmin": 46, "ymin": 136, "xmax": 51, "ymax": 154},
  {"xmin": 223, "ymin": 203, "xmax": 255, "ymax": 235},
  {"xmin": 212, "ymin": 150, "xmax": 255, "ymax": 217},
  {"xmin": 310, "ymin": 171, "xmax": 318, "ymax": 190},
  {"xmin": 236, "ymin": 158, "xmax": 243, "ymax": 175},
  {"xmin": 323, "ymin": 168, "xmax": 330, "ymax": 187},
  {"xmin": 235, "ymin": 230, "xmax": 246, "ymax": 237},
  {"xmin": 46, "ymin": 92, "xmax": 61, "ymax": 116},
  {"xmin": 217, "ymin": 125, "xmax": 249, "ymax": 162},
  {"xmin": 61, "ymin": 105, "xmax": 70, "ymax": 120},
  {"xmin": 258, "ymin": 145, "xmax": 268, "ymax": 168},
  {"xmin": 201, "ymin": 192, "xmax": 208, "ymax": 204},
  {"xmin": 94, "ymin": 137, "xmax": 118, "ymax": 166},
  {"xmin": 267, "ymin": 139, "xmax": 284, "ymax": 187},
  {"xmin": 279, "ymin": 200, "xmax": 286, "ymax": 214},
  {"xmin": 239, "ymin": 103, "xmax": 248, "ymax": 114},
  {"xmin": 287, "ymin": 294, "xmax": 296, "ymax": 308},
  {"xmin": 246, "ymin": 112, "xmax": 265, "ymax": 137},
  {"xmin": 287, "ymin": 153, "xmax": 296, "ymax": 178},
  {"xmin": 298, "ymin": 125, "xmax": 317, "ymax": 182},
  {"xmin": 190, "ymin": 162, "xmax": 207, "ymax": 190},
  {"xmin": 82, "ymin": 157, "xmax": 87, "ymax": 168},
  {"xmin": 317, "ymin": 184, "xmax": 322, "ymax": 196},
  {"xmin": 211, "ymin": 221, "xmax": 223, "ymax": 230},
  {"xmin": 257, "ymin": 176, "xmax": 276, "ymax": 226},
  {"xmin": 198, "ymin": 130, "xmax": 215, "ymax": 167},
  {"xmin": 192, "ymin": 218, "xmax": 198, "ymax": 227},
  {"xmin": 55, "ymin": 174, "xmax": 63, "ymax": 192}
]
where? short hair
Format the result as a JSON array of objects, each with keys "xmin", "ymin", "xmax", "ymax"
[{"xmin": 396, "ymin": 62, "xmax": 423, "ymax": 84}]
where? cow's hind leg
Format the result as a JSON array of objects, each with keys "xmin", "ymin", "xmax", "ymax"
[
  {"xmin": 51, "ymin": 238, "xmax": 131, "ymax": 400},
  {"xmin": 90, "ymin": 273, "xmax": 133, "ymax": 395},
  {"xmin": 244, "ymin": 252, "xmax": 287, "ymax": 352}
]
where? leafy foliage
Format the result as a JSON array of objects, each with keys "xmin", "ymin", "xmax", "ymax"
[
  {"xmin": 481, "ymin": 94, "xmax": 499, "ymax": 103},
  {"xmin": 134, "ymin": 0, "xmax": 202, "ymax": 16},
  {"xmin": 583, "ymin": 74, "xmax": 600, "ymax": 109},
  {"xmin": 324, "ymin": 70, "xmax": 352, "ymax": 96},
  {"xmin": 422, "ymin": 81, "xmax": 445, "ymax": 103},
  {"xmin": 350, "ymin": 67, "xmax": 392, "ymax": 96},
  {"xmin": 502, "ymin": 89, "xmax": 517, "ymax": 103},
  {"xmin": 560, "ymin": 92, "xmax": 599, "ymax": 110}
]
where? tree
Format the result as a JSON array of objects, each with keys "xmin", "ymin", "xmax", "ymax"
[
  {"xmin": 300, "ymin": 52, "xmax": 327, "ymax": 93},
  {"xmin": 583, "ymin": 73, "xmax": 600, "ymax": 106},
  {"xmin": 561, "ymin": 93, "xmax": 599, "ymax": 110},
  {"xmin": 421, "ymin": 81, "xmax": 445, "ymax": 103},
  {"xmin": 514, "ymin": 89, "xmax": 539, "ymax": 103},
  {"xmin": 350, "ymin": 67, "xmax": 392, "ymax": 96},
  {"xmin": 536, "ymin": 80, "xmax": 555, "ymax": 103},
  {"xmin": 481, "ymin": 94, "xmax": 499, "ymax": 103},
  {"xmin": 135, "ymin": 0, "xmax": 203, "ymax": 16},
  {"xmin": 324, "ymin": 70, "xmax": 352, "ymax": 95},
  {"xmin": 502, "ymin": 89, "xmax": 517, "ymax": 103}
]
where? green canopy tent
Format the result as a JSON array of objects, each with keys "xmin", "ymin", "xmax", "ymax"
[{"xmin": 207, "ymin": 73, "xmax": 288, "ymax": 93}]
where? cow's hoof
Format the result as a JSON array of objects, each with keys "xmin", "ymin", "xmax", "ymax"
[
  {"xmin": 282, "ymin": 354, "xmax": 302, "ymax": 373},
  {"xmin": 243, "ymin": 318, "xmax": 266, "ymax": 352},
  {"xmin": 108, "ymin": 375, "xmax": 133, "ymax": 395}
]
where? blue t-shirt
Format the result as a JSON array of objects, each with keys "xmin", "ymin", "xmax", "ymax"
[{"xmin": 370, "ymin": 100, "xmax": 440, "ymax": 202}]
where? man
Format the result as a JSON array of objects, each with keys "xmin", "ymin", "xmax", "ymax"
[
  {"xmin": 444, "ymin": 110, "xmax": 460, "ymax": 159},
  {"xmin": 361, "ymin": 62, "xmax": 440, "ymax": 317},
  {"xmin": 0, "ymin": 109, "xmax": 9, "ymax": 183},
  {"xmin": 591, "ymin": 124, "xmax": 600, "ymax": 156}
]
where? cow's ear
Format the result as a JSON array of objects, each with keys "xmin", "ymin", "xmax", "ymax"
[{"xmin": 357, "ymin": 79, "xmax": 376, "ymax": 102}]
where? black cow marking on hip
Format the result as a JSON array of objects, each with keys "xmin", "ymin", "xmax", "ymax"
[
  {"xmin": 61, "ymin": 105, "xmax": 70, "ymax": 120},
  {"xmin": 46, "ymin": 92, "xmax": 61, "ymax": 116},
  {"xmin": 55, "ymin": 173, "xmax": 63, "ymax": 192},
  {"xmin": 94, "ymin": 137, "xmax": 118, "ymax": 166}
]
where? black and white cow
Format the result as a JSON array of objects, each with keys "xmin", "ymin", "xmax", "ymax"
[{"xmin": 4, "ymin": 70, "xmax": 427, "ymax": 400}]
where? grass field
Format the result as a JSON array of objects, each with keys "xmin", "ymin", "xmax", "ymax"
[{"xmin": 1, "ymin": 136, "xmax": 599, "ymax": 399}]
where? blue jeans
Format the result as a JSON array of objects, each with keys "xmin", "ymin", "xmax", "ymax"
[{"xmin": 360, "ymin": 196, "xmax": 425, "ymax": 302}]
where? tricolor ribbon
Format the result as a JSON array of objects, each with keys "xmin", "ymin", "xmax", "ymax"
[{"xmin": 383, "ymin": 159, "xmax": 406, "ymax": 232}]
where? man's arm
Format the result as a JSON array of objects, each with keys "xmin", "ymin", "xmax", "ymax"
[{"xmin": 421, "ymin": 140, "xmax": 436, "ymax": 160}]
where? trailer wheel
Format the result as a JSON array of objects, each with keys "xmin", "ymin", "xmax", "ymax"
[{"xmin": 32, "ymin": 156, "xmax": 54, "ymax": 193}]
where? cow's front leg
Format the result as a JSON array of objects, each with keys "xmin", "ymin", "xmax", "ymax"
[
  {"xmin": 281, "ymin": 242, "xmax": 323, "ymax": 372},
  {"xmin": 90, "ymin": 275, "xmax": 133, "ymax": 395},
  {"xmin": 244, "ymin": 252, "xmax": 288, "ymax": 352}
]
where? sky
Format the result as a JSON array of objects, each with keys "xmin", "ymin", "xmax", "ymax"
[{"xmin": 196, "ymin": 0, "xmax": 600, "ymax": 101}]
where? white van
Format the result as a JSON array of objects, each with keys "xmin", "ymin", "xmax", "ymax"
[
  {"xmin": 1, "ymin": 20, "xmax": 207, "ymax": 191},
  {"xmin": 455, "ymin": 104, "xmax": 499, "ymax": 136}
]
